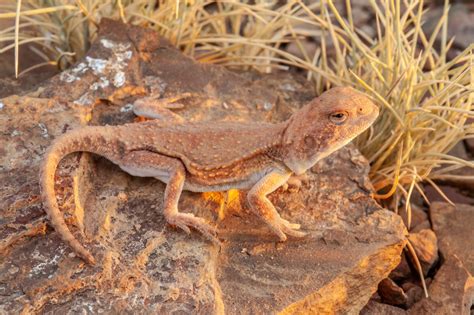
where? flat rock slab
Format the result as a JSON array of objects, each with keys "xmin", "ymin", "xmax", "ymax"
[
  {"xmin": 0, "ymin": 19, "xmax": 406, "ymax": 314},
  {"xmin": 431, "ymin": 202, "xmax": 474, "ymax": 275}
]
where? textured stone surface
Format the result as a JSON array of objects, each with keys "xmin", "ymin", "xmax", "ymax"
[
  {"xmin": 361, "ymin": 300, "xmax": 407, "ymax": 315},
  {"xmin": 409, "ymin": 255, "xmax": 474, "ymax": 315},
  {"xmin": 0, "ymin": 19, "xmax": 406, "ymax": 314},
  {"xmin": 398, "ymin": 204, "xmax": 428, "ymax": 232},
  {"xmin": 378, "ymin": 278, "xmax": 408, "ymax": 306},
  {"xmin": 389, "ymin": 253, "xmax": 412, "ymax": 281},
  {"xmin": 431, "ymin": 202, "xmax": 474, "ymax": 274},
  {"xmin": 407, "ymin": 229, "xmax": 438, "ymax": 276}
]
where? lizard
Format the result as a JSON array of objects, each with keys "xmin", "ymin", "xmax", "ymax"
[{"xmin": 39, "ymin": 87, "xmax": 379, "ymax": 265}]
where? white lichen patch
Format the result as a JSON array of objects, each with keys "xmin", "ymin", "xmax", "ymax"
[
  {"xmin": 90, "ymin": 77, "xmax": 110, "ymax": 90},
  {"xmin": 10, "ymin": 130, "xmax": 21, "ymax": 137},
  {"xmin": 29, "ymin": 247, "xmax": 64, "ymax": 278},
  {"xmin": 0, "ymin": 101, "xmax": 4, "ymax": 110},
  {"xmin": 263, "ymin": 101, "xmax": 273, "ymax": 111},
  {"xmin": 38, "ymin": 123, "xmax": 49, "ymax": 138},
  {"xmin": 61, "ymin": 38, "xmax": 134, "ymax": 105},
  {"xmin": 86, "ymin": 56, "xmax": 108, "ymax": 75},
  {"xmin": 100, "ymin": 39, "xmax": 115, "ymax": 49},
  {"xmin": 114, "ymin": 71, "xmax": 126, "ymax": 87},
  {"xmin": 72, "ymin": 62, "xmax": 88, "ymax": 74},
  {"xmin": 120, "ymin": 103, "xmax": 134, "ymax": 112},
  {"xmin": 60, "ymin": 71, "xmax": 81, "ymax": 83},
  {"xmin": 101, "ymin": 38, "xmax": 131, "ymax": 51},
  {"xmin": 74, "ymin": 93, "xmax": 94, "ymax": 106},
  {"xmin": 59, "ymin": 62, "xmax": 88, "ymax": 83}
]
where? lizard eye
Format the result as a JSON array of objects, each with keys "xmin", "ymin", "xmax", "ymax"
[{"xmin": 329, "ymin": 111, "xmax": 348, "ymax": 125}]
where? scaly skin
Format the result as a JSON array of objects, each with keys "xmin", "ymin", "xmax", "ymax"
[{"xmin": 40, "ymin": 87, "xmax": 379, "ymax": 264}]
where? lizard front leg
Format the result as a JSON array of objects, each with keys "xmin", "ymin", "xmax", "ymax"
[
  {"xmin": 119, "ymin": 151, "xmax": 217, "ymax": 242},
  {"xmin": 247, "ymin": 170, "xmax": 307, "ymax": 241}
]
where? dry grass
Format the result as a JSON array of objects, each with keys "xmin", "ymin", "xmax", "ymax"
[{"xmin": 3, "ymin": 0, "xmax": 473, "ymax": 298}]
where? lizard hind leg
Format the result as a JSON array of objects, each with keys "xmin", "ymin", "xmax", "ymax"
[{"xmin": 118, "ymin": 151, "xmax": 218, "ymax": 243}]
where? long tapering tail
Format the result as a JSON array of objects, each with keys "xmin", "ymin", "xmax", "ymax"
[{"xmin": 39, "ymin": 126, "xmax": 119, "ymax": 265}]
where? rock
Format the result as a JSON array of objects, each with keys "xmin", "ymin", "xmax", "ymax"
[
  {"xmin": 431, "ymin": 202, "xmax": 474, "ymax": 274},
  {"xmin": 448, "ymin": 141, "xmax": 469, "ymax": 161},
  {"xmin": 378, "ymin": 278, "xmax": 408, "ymax": 306},
  {"xmin": 465, "ymin": 137, "xmax": 474, "ymax": 157},
  {"xmin": 0, "ymin": 19, "xmax": 407, "ymax": 314},
  {"xmin": 423, "ymin": 3, "xmax": 474, "ymax": 59},
  {"xmin": 361, "ymin": 300, "xmax": 407, "ymax": 315},
  {"xmin": 285, "ymin": 40, "xmax": 318, "ymax": 61},
  {"xmin": 424, "ymin": 184, "xmax": 474, "ymax": 206},
  {"xmin": 0, "ymin": 15, "xmax": 58, "ymax": 99},
  {"xmin": 404, "ymin": 284, "xmax": 424, "ymax": 308},
  {"xmin": 398, "ymin": 204, "xmax": 429, "ymax": 231},
  {"xmin": 410, "ymin": 221, "xmax": 431, "ymax": 234},
  {"xmin": 389, "ymin": 253, "xmax": 412, "ymax": 281},
  {"xmin": 350, "ymin": 5, "xmax": 371, "ymax": 28},
  {"xmin": 407, "ymin": 229, "xmax": 438, "ymax": 276},
  {"xmin": 409, "ymin": 255, "xmax": 474, "ymax": 315},
  {"xmin": 436, "ymin": 141, "xmax": 474, "ymax": 190}
]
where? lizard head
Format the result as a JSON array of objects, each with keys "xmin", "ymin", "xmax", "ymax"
[{"xmin": 282, "ymin": 87, "xmax": 379, "ymax": 175}]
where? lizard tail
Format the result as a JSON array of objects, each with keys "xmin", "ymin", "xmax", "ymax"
[{"xmin": 39, "ymin": 127, "xmax": 117, "ymax": 265}]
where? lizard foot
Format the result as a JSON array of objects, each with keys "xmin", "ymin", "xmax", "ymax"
[
  {"xmin": 269, "ymin": 217, "xmax": 307, "ymax": 241},
  {"xmin": 167, "ymin": 213, "xmax": 219, "ymax": 244}
]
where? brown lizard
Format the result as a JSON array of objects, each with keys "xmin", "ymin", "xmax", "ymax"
[{"xmin": 39, "ymin": 87, "xmax": 379, "ymax": 265}]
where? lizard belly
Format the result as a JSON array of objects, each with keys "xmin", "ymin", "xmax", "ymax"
[
  {"xmin": 183, "ymin": 167, "xmax": 274, "ymax": 192},
  {"xmin": 119, "ymin": 164, "xmax": 171, "ymax": 182},
  {"xmin": 119, "ymin": 162, "xmax": 275, "ymax": 192}
]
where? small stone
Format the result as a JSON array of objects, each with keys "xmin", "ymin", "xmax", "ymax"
[
  {"xmin": 378, "ymin": 278, "xmax": 408, "ymax": 306},
  {"xmin": 447, "ymin": 141, "xmax": 469, "ymax": 160},
  {"xmin": 285, "ymin": 40, "xmax": 318, "ymax": 60},
  {"xmin": 398, "ymin": 204, "xmax": 428, "ymax": 231},
  {"xmin": 350, "ymin": 6, "xmax": 371, "ymax": 27},
  {"xmin": 389, "ymin": 253, "xmax": 411, "ymax": 281},
  {"xmin": 407, "ymin": 229, "xmax": 439, "ymax": 276},
  {"xmin": 409, "ymin": 255, "xmax": 474, "ymax": 315},
  {"xmin": 424, "ymin": 185, "xmax": 474, "ymax": 208},
  {"xmin": 404, "ymin": 285, "xmax": 423, "ymax": 308},
  {"xmin": 410, "ymin": 220, "xmax": 431, "ymax": 233},
  {"xmin": 431, "ymin": 202, "xmax": 474, "ymax": 274},
  {"xmin": 465, "ymin": 137, "xmax": 474, "ymax": 156}
]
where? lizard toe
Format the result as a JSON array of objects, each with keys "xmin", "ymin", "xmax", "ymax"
[
  {"xmin": 283, "ymin": 228, "xmax": 307, "ymax": 238},
  {"xmin": 169, "ymin": 213, "xmax": 218, "ymax": 243},
  {"xmin": 273, "ymin": 217, "xmax": 306, "ymax": 240},
  {"xmin": 279, "ymin": 218, "xmax": 301, "ymax": 230}
]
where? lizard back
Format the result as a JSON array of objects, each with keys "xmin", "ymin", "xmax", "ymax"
[{"xmin": 122, "ymin": 120, "xmax": 287, "ymax": 173}]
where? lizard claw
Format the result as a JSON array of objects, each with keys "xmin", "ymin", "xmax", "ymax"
[
  {"xmin": 269, "ymin": 217, "xmax": 306, "ymax": 241},
  {"xmin": 168, "ymin": 213, "xmax": 219, "ymax": 244}
]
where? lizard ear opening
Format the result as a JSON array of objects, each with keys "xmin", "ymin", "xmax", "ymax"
[{"xmin": 329, "ymin": 111, "xmax": 348, "ymax": 125}]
